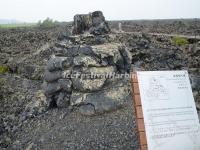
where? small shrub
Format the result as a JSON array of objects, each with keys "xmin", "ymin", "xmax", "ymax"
[
  {"xmin": 0, "ymin": 65, "xmax": 9, "ymax": 73},
  {"xmin": 37, "ymin": 18, "xmax": 58, "ymax": 28},
  {"xmin": 171, "ymin": 36, "xmax": 189, "ymax": 46}
]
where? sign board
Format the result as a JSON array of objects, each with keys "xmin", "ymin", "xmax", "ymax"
[{"xmin": 135, "ymin": 71, "xmax": 200, "ymax": 150}]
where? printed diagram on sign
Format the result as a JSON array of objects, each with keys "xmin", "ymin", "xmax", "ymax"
[{"xmin": 145, "ymin": 76, "xmax": 169, "ymax": 100}]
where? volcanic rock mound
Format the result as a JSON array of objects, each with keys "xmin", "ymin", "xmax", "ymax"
[
  {"xmin": 43, "ymin": 42, "xmax": 131, "ymax": 115},
  {"xmin": 38, "ymin": 11, "xmax": 131, "ymax": 116}
]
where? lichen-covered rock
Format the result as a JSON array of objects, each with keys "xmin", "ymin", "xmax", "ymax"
[
  {"xmin": 72, "ymin": 78, "xmax": 106, "ymax": 92},
  {"xmin": 85, "ymin": 66, "xmax": 116, "ymax": 75},
  {"xmin": 70, "ymin": 34, "xmax": 108, "ymax": 45},
  {"xmin": 73, "ymin": 55, "xmax": 101, "ymax": 67},
  {"xmin": 91, "ymin": 43, "xmax": 129, "ymax": 72},
  {"xmin": 91, "ymin": 43, "xmax": 121, "ymax": 60}
]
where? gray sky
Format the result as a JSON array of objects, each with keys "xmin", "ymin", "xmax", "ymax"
[{"xmin": 1, "ymin": 0, "xmax": 200, "ymax": 22}]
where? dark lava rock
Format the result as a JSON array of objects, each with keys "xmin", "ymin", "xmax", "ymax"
[
  {"xmin": 72, "ymin": 11, "xmax": 110, "ymax": 35},
  {"xmin": 47, "ymin": 57, "xmax": 73, "ymax": 72}
]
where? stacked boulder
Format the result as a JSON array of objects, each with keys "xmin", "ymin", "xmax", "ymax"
[
  {"xmin": 72, "ymin": 11, "xmax": 110, "ymax": 35},
  {"xmin": 42, "ymin": 43, "xmax": 131, "ymax": 115},
  {"xmin": 43, "ymin": 56, "xmax": 73, "ymax": 108}
]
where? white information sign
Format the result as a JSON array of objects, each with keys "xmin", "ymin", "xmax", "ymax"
[{"xmin": 137, "ymin": 71, "xmax": 200, "ymax": 150}]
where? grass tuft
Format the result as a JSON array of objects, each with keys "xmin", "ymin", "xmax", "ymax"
[
  {"xmin": 171, "ymin": 36, "xmax": 189, "ymax": 46},
  {"xmin": 0, "ymin": 65, "xmax": 9, "ymax": 73}
]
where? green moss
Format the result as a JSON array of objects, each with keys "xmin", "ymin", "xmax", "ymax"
[
  {"xmin": 0, "ymin": 65, "xmax": 9, "ymax": 73},
  {"xmin": 171, "ymin": 36, "xmax": 189, "ymax": 46}
]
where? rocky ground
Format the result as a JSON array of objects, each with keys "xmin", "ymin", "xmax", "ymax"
[
  {"xmin": 0, "ymin": 13, "xmax": 200, "ymax": 149},
  {"xmin": 110, "ymin": 19, "xmax": 200, "ymax": 35}
]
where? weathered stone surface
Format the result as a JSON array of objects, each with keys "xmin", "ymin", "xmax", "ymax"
[
  {"xmin": 43, "ymin": 79, "xmax": 72, "ymax": 95},
  {"xmin": 71, "ymin": 66, "xmax": 116, "ymax": 78},
  {"xmin": 91, "ymin": 43, "xmax": 120, "ymax": 59},
  {"xmin": 58, "ymin": 79, "xmax": 72, "ymax": 93},
  {"xmin": 44, "ymin": 70, "xmax": 63, "ymax": 82},
  {"xmin": 91, "ymin": 43, "xmax": 130, "ymax": 72},
  {"xmin": 84, "ymin": 80, "xmax": 130, "ymax": 114},
  {"xmin": 70, "ymin": 92, "xmax": 86, "ymax": 106},
  {"xmin": 79, "ymin": 46, "xmax": 100, "ymax": 58},
  {"xmin": 118, "ymin": 46, "xmax": 132, "ymax": 73},
  {"xmin": 64, "ymin": 46, "xmax": 80, "ymax": 57},
  {"xmin": 69, "ymin": 79, "xmax": 131, "ymax": 115},
  {"xmin": 73, "ymin": 55, "xmax": 101, "ymax": 67},
  {"xmin": 91, "ymin": 11, "xmax": 106, "ymax": 27},
  {"xmin": 47, "ymin": 57, "xmax": 73, "ymax": 72},
  {"xmin": 72, "ymin": 78, "xmax": 106, "ymax": 92},
  {"xmin": 70, "ymin": 34, "xmax": 108, "ymax": 45},
  {"xmin": 89, "ymin": 22, "xmax": 110, "ymax": 35},
  {"xmin": 55, "ymin": 92, "xmax": 70, "ymax": 108},
  {"xmin": 79, "ymin": 104, "xmax": 95, "ymax": 116},
  {"xmin": 85, "ymin": 66, "xmax": 116, "ymax": 75},
  {"xmin": 43, "ymin": 82, "xmax": 62, "ymax": 96},
  {"xmin": 91, "ymin": 43, "xmax": 123, "ymax": 66},
  {"xmin": 73, "ymin": 14, "xmax": 92, "ymax": 35},
  {"xmin": 72, "ymin": 11, "xmax": 110, "ymax": 35}
]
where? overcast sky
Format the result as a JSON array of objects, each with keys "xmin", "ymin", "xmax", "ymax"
[{"xmin": 0, "ymin": 0, "xmax": 200, "ymax": 22}]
